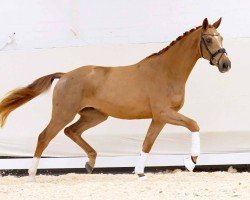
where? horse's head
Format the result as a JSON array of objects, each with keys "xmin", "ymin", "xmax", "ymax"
[{"xmin": 200, "ymin": 18, "xmax": 231, "ymax": 73}]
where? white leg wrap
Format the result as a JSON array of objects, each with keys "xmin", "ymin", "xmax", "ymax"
[
  {"xmin": 184, "ymin": 156, "xmax": 196, "ymax": 172},
  {"xmin": 28, "ymin": 157, "xmax": 40, "ymax": 182},
  {"xmin": 191, "ymin": 132, "xmax": 200, "ymax": 156},
  {"xmin": 135, "ymin": 151, "xmax": 148, "ymax": 175},
  {"xmin": 184, "ymin": 132, "xmax": 200, "ymax": 172}
]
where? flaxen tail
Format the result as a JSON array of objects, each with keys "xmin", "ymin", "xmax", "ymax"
[{"xmin": 0, "ymin": 72, "xmax": 65, "ymax": 127}]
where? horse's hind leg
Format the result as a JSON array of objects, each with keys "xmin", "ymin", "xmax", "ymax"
[
  {"xmin": 28, "ymin": 76, "xmax": 85, "ymax": 181},
  {"xmin": 64, "ymin": 108, "xmax": 108, "ymax": 173},
  {"xmin": 28, "ymin": 112, "xmax": 76, "ymax": 182}
]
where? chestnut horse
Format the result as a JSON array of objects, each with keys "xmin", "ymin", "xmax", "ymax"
[{"xmin": 0, "ymin": 18, "xmax": 231, "ymax": 181}]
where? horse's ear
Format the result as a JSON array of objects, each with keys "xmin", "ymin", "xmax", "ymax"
[
  {"xmin": 213, "ymin": 17, "xmax": 222, "ymax": 29},
  {"xmin": 202, "ymin": 18, "xmax": 209, "ymax": 30}
]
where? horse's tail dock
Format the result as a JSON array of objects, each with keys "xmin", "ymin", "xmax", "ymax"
[{"xmin": 0, "ymin": 72, "xmax": 65, "ymax": 127}]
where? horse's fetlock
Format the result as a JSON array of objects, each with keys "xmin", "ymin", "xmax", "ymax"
[{"xmin": 88, "ymin": 151, "xmax": 97, "ymax": 159}]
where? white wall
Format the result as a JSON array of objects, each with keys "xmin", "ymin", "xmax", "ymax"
[
  {"xmin": 0, "ymin": 1, "xmax": 249, "ymax": 157},
  {"xmin": 0, "ymin": 0, "xmax": 250, "ymax": 50}
]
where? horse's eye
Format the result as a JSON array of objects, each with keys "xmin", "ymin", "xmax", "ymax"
[{"xmin": 205, "ymin": 38, "xmax": 212, "ymax": 44}]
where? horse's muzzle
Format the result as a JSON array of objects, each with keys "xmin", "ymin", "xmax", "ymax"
[{"xmin": 219, "ymin": 61, "xmax": 231, "ymax": 73}]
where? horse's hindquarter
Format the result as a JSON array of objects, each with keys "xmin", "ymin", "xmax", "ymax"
[{"xmin": 87, "ymin": 65, "xmax": 152, "ymax": 119}]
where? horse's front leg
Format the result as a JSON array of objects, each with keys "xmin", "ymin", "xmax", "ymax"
[
  {"xmin": 135, "ymin": 120, "xmax": 165, "ymax": 180},
  {"xmin": 135, "ymin": 109, "xmax": 200, "ymax": 179},
  {"xmin": 157, "ymin": 109, "xmax": 201, "ymax": 171}
]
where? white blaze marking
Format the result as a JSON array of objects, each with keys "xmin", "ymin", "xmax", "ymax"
[{"xmin": 212, "ymin": 32, "xmax": 222, "ymax": 48}]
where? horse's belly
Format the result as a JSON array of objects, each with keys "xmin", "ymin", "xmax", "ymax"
[
  {"xmin": 107, "ymin": 107, "xmax": 152, "ymax": 119},
  {"xmin": 90, "ymin": 97, "xmax": 152, "ymax": 119},
  {"xmin": 105, "ymin": 108, "xmax": 152, "ymax": 119}
]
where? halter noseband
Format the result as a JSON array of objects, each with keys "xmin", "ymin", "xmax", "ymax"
[{"xmin": 200, "ymin": 33, "xmax": 227, "ymax": 65}]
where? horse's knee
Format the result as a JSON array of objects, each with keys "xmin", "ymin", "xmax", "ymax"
[{"xmin": 187, "ymin": 120, "xmax": 200, "ymax": 132}]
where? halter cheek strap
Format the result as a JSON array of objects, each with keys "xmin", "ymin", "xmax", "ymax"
[{"xmin": 200, "ymin": 33, "xmax": 227, "ymax": 65}]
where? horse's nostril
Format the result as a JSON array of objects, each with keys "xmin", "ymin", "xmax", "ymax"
[
  {"xmin": 223, "ymin": 63, "xmax": 228, "ymax": 69},
  {"xmin": 219, "ymin": 62, "xmax": 230, "ymax": 73}
]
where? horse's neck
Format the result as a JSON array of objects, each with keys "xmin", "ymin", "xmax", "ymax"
[{"xmin": 144, "ymin": 29, "xmax": 201, "ymax": 85}]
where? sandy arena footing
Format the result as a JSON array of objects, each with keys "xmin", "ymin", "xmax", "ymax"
[{"xmin": 0, "ymin": 170, "xmax": 249, "ymax": 200}]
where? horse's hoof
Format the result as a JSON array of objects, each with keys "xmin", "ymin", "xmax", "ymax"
[
  {"xmin": 184, "ymin": 156, "xmax": 196, "ymax": 172},
  {"xmin": 137, "ymin": 173, "xmax": 147, "ymax": 181},
  {"xmin": 85, "ymin": 162, "xmax": 94, "ymax": 174}
]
